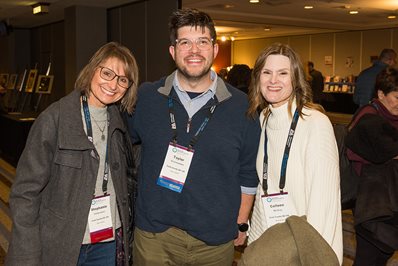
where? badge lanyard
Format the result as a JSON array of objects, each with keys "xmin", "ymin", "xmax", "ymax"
[
  {"xmin": 82, "ymin": 95, "xmax": 110, "ymax": 195},
  {"xmin": 168, "ymin": 95, "xmax": 216, "ymax": 150},
  {"xmin": 262, "ymin": 108, "xmax": 299, "ymax": 195}
]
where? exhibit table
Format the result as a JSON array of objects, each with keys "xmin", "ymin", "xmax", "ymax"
[{"xmin": 0, "ymin": 112, "xmax": 36, "ymax": 167}]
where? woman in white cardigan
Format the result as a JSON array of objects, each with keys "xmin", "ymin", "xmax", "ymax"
[{"xmin": 246, "ymin": 43, "xmax": 343, "ymax": 264}]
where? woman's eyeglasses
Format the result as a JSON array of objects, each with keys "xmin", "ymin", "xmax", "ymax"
[{"xmin": 98, "ymin": 66, "xmax": 133, "ymax": 89}]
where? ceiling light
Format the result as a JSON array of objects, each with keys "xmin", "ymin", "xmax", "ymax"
[
  {"xmin": 230, "ymin": 36, "xmax": 235, "ymax": 41},
  {"xmin": 221, "ymin": 36, "xmax": 227, "ymax": 42},
  {"xmin": 349, "ymin": 10, "xmax": 359, "ymax": 14},
  {"xmin": 388, "ymin": 15, "xmax": 397, "ymax": 19},
  {"xmin": 304, "ymin": 6, "xmax": 313, "ymax": 9},
  {"xmin": 249, "ymin": 0, "xmax": 260, "ymax": 3},
  {"xmin": 264, "ymin": 27, "xmax": 271, "ymax": 31},
  {"xmin": 32, "ymin": 3, "xmax": 50, "ymax": 15}
]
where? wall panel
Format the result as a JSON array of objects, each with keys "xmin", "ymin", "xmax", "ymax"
[
  {"xmin": 310, "ymin": 33, "xmax": 334, "ymax": 76},
  {"xmin": 392, "ymin": 28, "xmax": 398, "ymax": 52},
  {"xmin": 232, "ymin": 28, "xmax": 398, "ymax": 77},
  {"xmin": 335, "ymin": 31, "xmax": 361, "ymax": 78},
  {"xmin": 269, "ymin": 36, "xmax": 289, "ymax": 45},
  {"xmin": 109, "ymin": 0, "xmax": 177, "ymax": 83},
  {"xmin": 361, "ymin": 29, "xmax": 391, "ymax": 69},
  {"xmin": 289, "ymin": 35, "xmax": 310, "ymax": 66},
  {"xmin": 232, "ymin": 39, "xmax": 272, "ymax": 68}
]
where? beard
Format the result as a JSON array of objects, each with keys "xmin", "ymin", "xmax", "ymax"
[
  {"xmin": 175, "ymin": 54, "xmax": 213, "ymax": 82},
  {"xmin": 177, "ymin": 66, "xmax": 211, "ymax": 82}
]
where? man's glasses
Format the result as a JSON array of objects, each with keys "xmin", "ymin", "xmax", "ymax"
[
  {"xmin": 175, "ymin": 37, "xmax": 214, "ymax": 51},
  {"xmin": 98, "ymin": 66, "xmax": 133, "ymax": 89}
]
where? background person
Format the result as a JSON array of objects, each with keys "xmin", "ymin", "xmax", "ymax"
[
  {"xmin": 218, "ymin": 67, "xmax": 228, "ymax": 81},
  {"xmin": 227, "ymin": 64, "xmax": 252, "ymax": 94},
  {"xmin": 5, "ymin": 42, "xmax": 139, "ymax": 266},
  {"xmin": 354, "ymin": 48, "xmax": 397, "ymax": 108},
  {"xmin": 347, "ymin": 66, "xmax": 398, "ymax": 266},
  {"xmin": 246, "ymin": 43, "xmax": 343, "ymax": 264},
  {"xmin": 307, "ymin": 61, "xmax": 324, "ymax": 104},
  {"xmin": 127, "ymin": 8, "xmax": 260, "ymax": 266}
]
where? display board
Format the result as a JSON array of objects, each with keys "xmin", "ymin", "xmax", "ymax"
[{"xmin": 35, "ymin": 75, "xmax": 54, "ymax": 94}]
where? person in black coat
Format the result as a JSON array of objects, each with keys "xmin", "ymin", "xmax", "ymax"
[
  {"xmin": 346, "ymin": 66, "xmax": 398, "ymax": 266},
  {"xmin": 307, "ymin": 61, "xmax": 324, "ymax": 104}
]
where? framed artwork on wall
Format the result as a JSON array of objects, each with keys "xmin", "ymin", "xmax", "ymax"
[
  {"xmin": 25, "ymin": 69, "xmax": 38, "ymax": 93},
  {"xmin": 0, "ymin": 73, "xmax": 9, "ymax": 87},
  {"xmin": 35, "ymin": 75, "xmax": 54, "ymax": 94},
  {"xmin": 7, "ymin": 74, "xmax": 17, "ymax": 90},
  {"xmin": 16, "ymin": 70, "xmax": 27, "ymax": 92},
  {"xmin": 324, "ymin": 55, "xmax": 333, "ymax": 65}
]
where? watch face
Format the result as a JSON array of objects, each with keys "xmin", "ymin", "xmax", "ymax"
[{"xmin": 238, "ymin": 223, "xmax": 249, "ymax": 232}]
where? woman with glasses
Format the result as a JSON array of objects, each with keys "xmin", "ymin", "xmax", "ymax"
[{"xmin": 6, "ymin": 42, "xmax": 139, "ymax": 266}]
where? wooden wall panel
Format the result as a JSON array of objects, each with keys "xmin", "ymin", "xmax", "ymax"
[{"xmin": 335, "ymin": 31, "xmax": 361, "ymax": 78}]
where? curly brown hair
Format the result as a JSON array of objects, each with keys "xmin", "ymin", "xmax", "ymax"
[
  {"xmin": 375, "ymin": 66, "xmax": 398, "ymax": 97},
  {"xmin": 168, "ymin": 8, "xmax": 216, "ymax": 46}
]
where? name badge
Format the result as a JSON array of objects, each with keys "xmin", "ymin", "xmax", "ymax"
[
  {"xmin": 157, "ymin": 142, "xmax": 194, "ymax": 193},
  {"xmin": 88, "ymin": 194, "xmax": 113, "ymax": 243},
  {"xmin": 261, "ymin": 192, "xmax": 291, "ymax": 228}
]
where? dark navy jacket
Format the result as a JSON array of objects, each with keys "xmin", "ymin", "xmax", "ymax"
[
  {"xmin": 128, "ymin": 71, "xmax": 260, "ymax": 245},
  {"xmin": 353, "ymin": 61, "xmax": 387, "ymax": 107}
]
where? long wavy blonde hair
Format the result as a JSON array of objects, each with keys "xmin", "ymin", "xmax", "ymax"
[{"xmin": 247, "ymin": 43, "xmax": 323, "ymax": 119}]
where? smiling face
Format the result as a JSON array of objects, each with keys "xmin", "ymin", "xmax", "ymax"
[
  {"xmin": 259, "ymin": 54, "xmax": 293, "ymax": 108},
  {"xmin": 88, "ymin": 57, "xmax": 128, "ymax": 108},
  {"xmin": 378, "ymin": 90, "xmax": 398, "ymax": 115},
  {"xmin": 169, "ymin": 26, "xmax": 218, "ymax": 84}
]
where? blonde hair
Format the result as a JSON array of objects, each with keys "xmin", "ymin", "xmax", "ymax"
[
  {"xmin": 247, "ymin": 43, "xmax": 323, "ymax": 118},
  {"xmin": 74, "ymin": 42, "xmax": 139, "ymax": 114}
]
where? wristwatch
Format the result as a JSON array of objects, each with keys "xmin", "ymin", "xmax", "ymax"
[{"xmin": 238, "ymin": 223, "xmax": 249, "ymax": 232}]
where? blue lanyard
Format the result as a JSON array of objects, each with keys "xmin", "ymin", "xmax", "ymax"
[
  {"xmin": 82, "ymin": 95, "xmax": 110, "ymax": 195},
  {"xmin": 263, "ymin": 108, "xmax": 299, "ymax": 195},
  {"xmin": 168, "ymin": 95, "xmax": 216, "ymax": 150}
]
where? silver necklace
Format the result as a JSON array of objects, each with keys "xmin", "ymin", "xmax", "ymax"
[{"xmin": 91, "ymin": 116, "xmax": 107, "ymax": 141}]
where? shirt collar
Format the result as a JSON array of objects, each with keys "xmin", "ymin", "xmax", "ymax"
[
  {"xmin": 173, "ymin": 70, "xmax": 217, "ymax": 97},
  {"xmin": 158, "ymin": 70, "xmax": 232, "ymax": 103}
]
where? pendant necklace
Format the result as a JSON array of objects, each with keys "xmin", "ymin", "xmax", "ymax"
[{"xmin": 91, "ymin": 116, "xmax": 107, "ymax": 141}]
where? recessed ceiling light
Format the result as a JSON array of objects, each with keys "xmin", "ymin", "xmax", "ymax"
[
  {"xmin": 249, "ymin": 0, "xmax": 260, "ymax": 3},
  {"xmin": 264, "ymin": 27, "xmax": 271, "ymax": 31},
  {"xmin": 349, "ymin": 10, "xmax": 359, "ymax": 14},
  {"xmin": 388, "ymin": 15, "xmax": 396, "ymax": 19},
  {"xmin": 304, "ymin": 6, "xmax": 313, "ymax": 9},
  {"xmin": 221, "ymin": 36, "xmax": 227, "ymax": 42}
]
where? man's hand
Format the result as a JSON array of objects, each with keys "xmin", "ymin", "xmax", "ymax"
[{"xmin": 234, "ymin": 231, "xmax": 247, "ymax": 246}]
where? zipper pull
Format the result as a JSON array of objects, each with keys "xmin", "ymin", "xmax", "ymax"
[{"xmin": 187, "ymin": 118, "xmax": 192, "ymax": 133}]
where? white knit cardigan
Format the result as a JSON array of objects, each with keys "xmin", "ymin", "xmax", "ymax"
[{"xmin": 248, "ymin": 101, "xmax": 343, "ymax": 265}]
